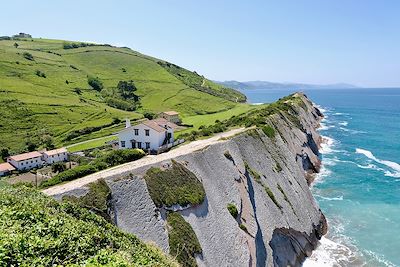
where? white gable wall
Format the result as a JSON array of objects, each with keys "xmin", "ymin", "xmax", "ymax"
[{"xmin": 118, "ymin": 124, "xmax": 166, "ymax": 151}]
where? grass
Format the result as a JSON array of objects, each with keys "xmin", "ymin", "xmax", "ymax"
[
  {"xmin": 0, "ymin": 37, "xmax": 246, "ymax": 153},
  {"xmin": 167, "ymin": 212, "xmax": 202, "ymax": 267},
  {"xmin": 262, "ymin": 125, "xmax": 276, "ymax": 138},
  {"xmin": 263, "ymin": 184, "xmax": 282, "ymax": 210},
  {"xmin": 227, "ymin": 203, "xmax": 239, "ymax": 218},
  {"xmin": 244, "ymin": 161, "xmax": 262, "ymax": 183},
  {"xmin": 0, "ymin": 184, "xmax": 178, "ymax": 266},
  {"xmin": 144, "ymin": 160, "xmax": 206, "ymax": 207},
  {"xmin": 67, "ymin": 135, "xmax": 117, "ymax": 152}
]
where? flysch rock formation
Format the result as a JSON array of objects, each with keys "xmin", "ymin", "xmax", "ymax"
[{"xmin": 53, "ymin": 93, "xmax": 327, "ymax": 267}]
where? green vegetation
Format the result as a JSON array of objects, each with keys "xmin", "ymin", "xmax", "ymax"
[
  {"xmin": 227, "ymin": 203, "xmax": 239, "ymax": 218},
  {"xmin": 63, "ymin": 179, "xmax": 112, "ymax": 221},
  {"xmin": 274, "ymin": 160, "xmax": 283, "ymax": 172},
  {"xmin": 157, "ymin": 61, "xmax": 246, "ymax": 103},
  {"xmin": 167, "ymin": 212, "xmax": 202, "ymax": 267},
  {"xmin": 67, "ymin": 135, "xmax": 117, "ymax": 152},
  {"xmin": 144, "ymin": 160, "xmax": 206, "ymax": 207},
  {"xmin": 0, "ymin": 38, "xmax": 247, "ymax": 153},
  {"xmin": 244, "ymin": 161, "xmax": 261, "ymax": 183},
  {"xmin": 41, "ymin": 149, "xmax": 145, "ymax": 188},
  {"xmin": 51, "ymin": 161, "xmax": 66, "ymax": 173},
  {"xmin": 0, "ymin": 185, "xmax": 177, "ymax": 266},
  {"xmin": 239, "ymin": 223, "xmax": 248, "ymax": 232},
  {"xmin": 87, "ymin": 76, "xmax": 103, "ymax": 91},
  {"xmin": 277, "ymin": 183, "xmax": 293, "ymax": 209},
  {"xmin": 224, "ymin": 150, "xmax": 234, "ymax": 162},
  {"xmin": 263, "ymin": 185, "xmax": 282, "ymax": 210},
  {"xmin": 35, "ymin": 69, "xmax": 46, "ymax": 78},
  {"xmin": 262, "ymin": 125, "xmax": 275, "ymax": 138}
]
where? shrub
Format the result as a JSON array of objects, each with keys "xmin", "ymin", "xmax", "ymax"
[
  {"xmin": 244, "ymin": 162, "xmax": 261, "ymax": 183},
  {"xmin": 0, "ymin": 185, "xmax": 178, "ymax": 266},
  {"xmin": 227, "ymin": 203, "xmax": 238, "ymax": 218},
  {"xmin": 87, "ymin": 76, "xmax": 103, "ymax": 91},
  {"xmin": 23, "ymin": 52, "xmax": 34, "ymax": 61},
  {"xmin": 97, "ymin": 149, "xmax": 145, "ymax": 167},
  {"xmin": 263, "ymin": 185, "xmax": 282, "ymax": 209},
  {"xmin": 144, "ymin": 160, "xmax": 206, "ymax": 207},
  {"xmin": 167, "ymin": 212, "xmax": 202, "ymax": 267},
  {"xmin": 35, "ymin": 70, "xmax": 46, "ymax": 78},
  {"xmin": 52, "ymin": 162, "xmax": 66, "ymax": 173},
  {"xmin": 40, "ymin": 165, "xmax": 98, "ymax": 188},
  {"xmin": 239, "ymin": 223, "xmax": 248, "ymax": 232},
  {"xmin": 105, "ymin": 97, "xmax": 137, "ymax": 111},
  {"xmin": 143, "ymin": 111, "xmax": 155, "ymax": 120},
  {"xmin": 224, "ymin": 150, "xmax": 233, "ymax": 161},
  {"xmin": 117, "ymin": 80, "xmax": 138, "ymax": 100},
  {"xmin": 262, "ymin": 125, "xmax": 275, "ymax": 138}
]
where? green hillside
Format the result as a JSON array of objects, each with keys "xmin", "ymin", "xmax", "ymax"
[{"xmin": 0, "ymin": 36, "xmax": 248, "ymax": 153}]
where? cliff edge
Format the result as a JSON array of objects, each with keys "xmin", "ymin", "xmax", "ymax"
[{"xmin": 52, "ymin": 93, "xmax": 327, "ymax": 267}]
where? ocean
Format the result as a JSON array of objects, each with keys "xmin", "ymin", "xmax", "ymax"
[{"xmin": 240, "ymin": 88, "xmax": 400, "ymax": 267}]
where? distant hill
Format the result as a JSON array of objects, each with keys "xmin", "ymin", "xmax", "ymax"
[
  {"xmin": 0, "ymin": 36, "xmax": 246, "ymax": 152},
  {"xmin": 217, "ymin": 80, "xmax": 358, "ymax": 90}
]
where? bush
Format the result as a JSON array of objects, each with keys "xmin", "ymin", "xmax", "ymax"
[
  {"xmin": 23, "ymin": 52, "xmax": 34, "ymax": 61},
  {"xmin": 40, "ymin": 165, "xmax": 98, "ymax": 188},
  {"xmin": 244, "ymin": 162, "xmax": 261, "ymax": 183},
  {"xmin": 144, "ymin": 160, "xmax": 206, "ymax": 207},
  {"xmin": 105, "ymin": 97, "xmax": 137, "ymax": 111},
  {"xmin": 239, "ymin": 223, "xmax": 248, "ymax": 232},
  {"xmin": 143, "ymin": 111, "xmax": 155, "ymax": 120},
  {"xmin": 262, "ymin": 125, "xmax": 275, "ymax": 138},
  {"xmin": 52, "ymin": 162, "xmax": 66, "ymax": 173},
  {"xmin": 0, "ymin": 185, "xmax": 178, "ymax": 266},
  {"xmin": 87, "ymin": 76, "xmax": 103, "ymax": 91},
  {"xmin": 227, "ymin": 203, "xmax": 238, "ymax": 218},
  {"xmin": 98, "ymin": 149, "xmax": 145, "ymax": 167},
  {"xmin": 35, "ymin": 70, "xmax": 46, "ymax": 78},
  {"xmin": 117, "ymin": 80, "xmax": 138, "ymax": 101},
  {"xmin": 167, "ymin": 212, "xmax": 202, "ymax": 267}
]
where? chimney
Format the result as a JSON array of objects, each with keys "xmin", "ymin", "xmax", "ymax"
[{"xmin": 125, "ymin": 118, "xmax": 131, "ymax": 128}]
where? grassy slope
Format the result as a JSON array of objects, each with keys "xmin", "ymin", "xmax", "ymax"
[{"xmin": 0, "ymin": 37, "xmax": 250, "ymax": 153}]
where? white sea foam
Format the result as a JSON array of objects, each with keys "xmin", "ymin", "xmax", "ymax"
[
  {"xmin": 355, "ymin": 148, "xmax": 400, "ymax": 177},
  {"xmin": 320, "ymin": 136, "xmax": 335, "ymax": 154},
  {"xmin": 364, "ymin": 250, "xmax": 397, "ymax": 267},
  {"xmin": 338, "ymin": 121, "xmax": 348, "ymax": 126},
  {"xmin": 303, "ymin": 237, "xmax": 357, "ymax": 267},
  {"xmin": 319, "ymin": 195, "xmax": 344, "ymax": 201}
]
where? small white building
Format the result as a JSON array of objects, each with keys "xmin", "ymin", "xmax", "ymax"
[
  {"xmin": 158, "ymin": 111, "xmax": 181, "ymax": 124},
  {"xmin": 42, "ymin": 148, "xmax": 68, "ymax": 164},
  {"xmin": 7, "ymin": 151, "xmax": 44, "ymax": 171},
  {"xmin": 0, "ymin": 162, "xmax": 16, "ymax": 176},
  {"xmin": 118, "ymin": 118, "xmax": 177, "ymax": 152}
]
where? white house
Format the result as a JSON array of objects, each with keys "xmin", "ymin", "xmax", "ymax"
[
  {"xmin": 42, "ymin": 148, "xmax": 68, "ymax": 164},
  {"xmin": 7, "ymin": 151, "xmax": 44, "ymax": 171},
  {"xmin": 0, "ymin": 162, "xmax": 16, "ymax": 176},
  {"xmin": 118, "ymin": 118, "xmax": 177, "ymax": 152}
]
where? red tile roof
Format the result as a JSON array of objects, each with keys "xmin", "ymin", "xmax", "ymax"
[
  {"xmin": 0, "ymin": 162, "xmax": 16, "ymax": 172},
  {"xmin": 43, "ymin": 147, "xmax": 67, "ymax": 156},
  {"xmin": 9, "ymin": 151, "xmax": 42, "ymax": 162},
  {"xmin": 142, "ymin": 120, "xmax": 167, "ymax": 133},
  {"xmin": 152, "ymin": 118, "xmax": 178, "ymax": 129}
]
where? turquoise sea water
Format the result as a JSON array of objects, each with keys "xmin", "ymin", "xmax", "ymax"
[{"xmin": 241, "ymin": 88, "xmax": 400, "ymax": 267}]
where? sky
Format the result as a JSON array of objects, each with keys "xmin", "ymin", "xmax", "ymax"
[{"xmin": 1, "ymin": 0, "xmax": 400, "ymax": 87}]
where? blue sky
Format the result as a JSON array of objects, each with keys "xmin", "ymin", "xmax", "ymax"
[{"xmin": 2, "ymin": 0, "xmax": 400, "ymax": 87}]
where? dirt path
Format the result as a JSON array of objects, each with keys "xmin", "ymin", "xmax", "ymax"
[{"xmin": 43, "ymin": 127, "xmax": 251, "ymax": 196}]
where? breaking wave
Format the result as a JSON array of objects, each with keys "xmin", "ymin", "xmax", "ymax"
[{"xmin": 355, "ymin": 148, "xmax": 400, "ymax": 178}]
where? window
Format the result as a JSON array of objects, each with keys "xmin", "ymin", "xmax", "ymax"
[
  {"xmin": 137, "ymin": 142, "xmax": 142, "ymax": 149},
  {"xmin": 134, "ymin": 129, "xmax": 139, "ymax": 135},
  {"xmin": 21, "ymin": 163, "xmax": 24, "ymax": 166},
  {"xmin": 145, "ymin": 142, "xmax": 150, "ymax": 149},
  {"xmin": 145, "ymin": 129, "xmax": 150, "ymax": 136},
  {"xmin": 121, "ymin": 141, "xmax": 126, "ymax": 148},
  {"xmin": 131, "ymin": 141, "xmax": 136, "ymax": 148},
  {"xmin": 31, "ymin": 160, "xmax": 33, "ymax": 163}
]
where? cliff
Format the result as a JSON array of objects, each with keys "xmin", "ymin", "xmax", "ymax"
[{"xmin": 53, "ymin": 93, "xmax": 326, "ymax": 267}]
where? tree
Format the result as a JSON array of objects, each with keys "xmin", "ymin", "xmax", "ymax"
[
  {"xmin": 51, "ymin": 162, "xmax": 66, "ymax": 173},
  {"xmin": 88, "ymin": 76, "xmax": 103, "ymax": 91},
  {"xmin": 26, "ymin": 140, "xmax": 38, "ymax": 152},
  {"xmin": 117, "ymin": 80, "xmax": 138, "ymax": 101},
  {"xmin": 0, "ymin": 148, "xmax": 10, "ymax": 160},
  {"xmin": 144, "ymin": 112, "xmax": 155, "ymax": 120},
  {"xmin": 14, "ymin": 43, "xmax": 19, "ymax": 48},
  {"xmin": 41, "ymin": 135, "xmax": 55, "ymax": 150}
]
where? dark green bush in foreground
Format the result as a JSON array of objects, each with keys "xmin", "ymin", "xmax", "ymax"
[
  {"xmin": 40, "ymin": 164, "xmax": 98, "ymax": 188},
  {"xmin": 144, "ymin": 160, "xmax": 205, "ymax": 207},
  {"xmin": 167, "ymin": 212, "xmax": 202, "ymax": 267},
  {"xmin": 0, "ymin": 185, "xmax": 177, "ymax": 266}
]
